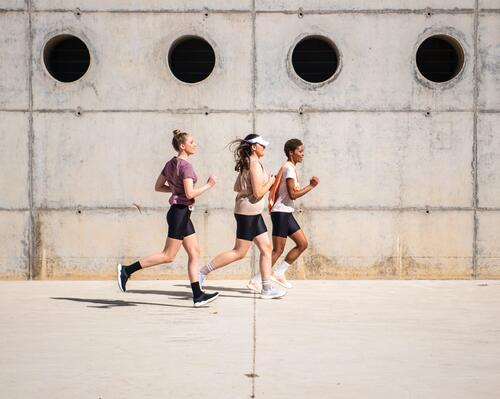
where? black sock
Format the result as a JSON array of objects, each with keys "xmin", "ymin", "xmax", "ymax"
[
  {"xmin": 191, "ymin": 282, "xmax": 203, "ymax": 298},
  {"xmin": 124, "ymin": 261, "xmax": 142, "ymax": 276}
]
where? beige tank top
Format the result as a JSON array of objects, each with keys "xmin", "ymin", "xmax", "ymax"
[{"xmin": 234, "ymin": 161, "xmax": 269, "ymax": 216}]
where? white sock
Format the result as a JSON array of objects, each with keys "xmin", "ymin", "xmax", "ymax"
[
  {"xmin": 274, "ymin": 260, "xmax": 290, "ymax": 276},
  {"xmin": 200, "ymin": 261, "xmax": 214, "ymax": 276}
]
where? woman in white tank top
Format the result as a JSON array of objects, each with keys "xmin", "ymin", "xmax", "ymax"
[{"xmin": 249, "ymin": 138, "xmax": 319, "ymax": 290}]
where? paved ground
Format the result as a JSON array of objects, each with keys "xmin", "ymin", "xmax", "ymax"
[{"xmin": 1, "ymin": 280, "xmax": 499, "ymax": 399}]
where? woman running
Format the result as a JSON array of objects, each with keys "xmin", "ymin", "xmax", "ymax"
[
  {"xmin": 198, "ymin": 134, "xmax": 286, "ymax": 299},
  {"xmin": 116, "ymin": 129, "xmax": 220, "ymax": 307},
  {"xmin": 248, "ymin": 138, "xmax": 319, "ymax": 291}
]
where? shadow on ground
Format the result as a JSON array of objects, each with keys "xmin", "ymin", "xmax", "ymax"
[
  {"xmin": 173, "ymin": 284, "xmax": 254, "ymax": 296},
  {"xmin": 51, "ymin": 297, "xmax": 194, "ymax": 309}
]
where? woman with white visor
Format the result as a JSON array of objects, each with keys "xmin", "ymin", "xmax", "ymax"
[{"xmin": 198, "ymin": 134, "xmax": 287, "ymax": 299}]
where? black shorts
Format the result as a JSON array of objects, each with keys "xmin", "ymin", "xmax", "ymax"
[
  {"xmin": 234, "ymin": 214, "xmax": 268, "ymax": 241},
  {"xmin": 271, "ymin": 212, "xmax": 301, "ymax": 238},
  {"xmin": 166, "ymin": 204, "xmax": 195, "ymax": 240}
]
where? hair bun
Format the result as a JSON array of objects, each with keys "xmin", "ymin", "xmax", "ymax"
[{"xmin": 173, "ymin": 129, "xmax": 181, "ymax": 136}]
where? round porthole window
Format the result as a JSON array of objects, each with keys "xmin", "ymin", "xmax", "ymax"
[
  {"xmin": 168, "ymin": 36, "xmax": 216, "ymax": 83},
  {"xmin": 416, "ymin": 35, "xmax": 464, "ymax": 83},
  {"xmin": 43, "ymin": 34, "xmax": 91, "ymax": 82},
  {"xmin": 291, "ymin": 36, "xmax": 339, "ymax": 84}
]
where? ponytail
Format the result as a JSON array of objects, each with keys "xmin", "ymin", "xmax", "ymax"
[{"xmin": 229, "ymin": 133, "xmax": 259, "ymax": 172}]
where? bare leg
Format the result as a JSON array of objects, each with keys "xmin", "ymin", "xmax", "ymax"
[
  {"xmin": 211, "ymin": 239, "xmax": 252, "ymax": 270},
  {"xmin": 139, "ymin": 237, "xmax": 183, "ymax": 268},
  {"xmin": 284, "ymin": 229, "xmax": 308, "ymax": 264},
  {"xmin": 271, "ymin": 236, "xmax": 287, "ymax": 267},
  {"xmin": 182, "ymin": 234, "xmax": 200, "ymax": 283},
  {"xmin": 253, "ymin": 232, "xmax": 273, "ymax": 281}
]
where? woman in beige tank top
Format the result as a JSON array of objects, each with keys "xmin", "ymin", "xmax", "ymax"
[{"xmin": 198, "ymin": 134, "xmax": 287, "ymax": 299}]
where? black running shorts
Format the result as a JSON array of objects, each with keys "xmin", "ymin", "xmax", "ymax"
[
  {"xmin": 234, "ymin": 214, "xmax": 268, "ymax": 241},
  {"xmin": 271, "ymin": 212, "xmax": 301, "ymax": 238},
  {"xmin": 167, "ymin": 204, "xmax": 195, "ymax": 240}
]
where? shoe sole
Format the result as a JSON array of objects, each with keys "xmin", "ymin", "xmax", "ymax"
[
  {"xmin": 270, "ymin": 275, "xmax": 293, "ymax": 289},
  {"xmin": 116, "ymin": 264, "xmax": 126, "ymax": 293},
  {"xmin": 246, "ymin": 281, "xmax": 262, "ymax": 294},
  {"xmin": 193, "ymin": 292, "xmax": 220, "ymax": 307},
  {"xmin": 260, "ymin": 291, "xmax": 287, "ymax": 300}
]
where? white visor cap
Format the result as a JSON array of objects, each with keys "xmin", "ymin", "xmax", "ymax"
[{"xmin": 245, "ymin": 135, "xmax": 269, "ymax": 147}]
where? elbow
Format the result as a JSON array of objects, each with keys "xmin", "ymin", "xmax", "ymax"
[
  {"xmin": 253, "ymin": 191, "xmax": 264, "ymax": 200},
  {"xmin": 154, "ymin": 186, "xmax": 161, "ymax": 192},
  {"xmin": 185, "ymin": 192, "xmax": 194, "ymax": 200}
]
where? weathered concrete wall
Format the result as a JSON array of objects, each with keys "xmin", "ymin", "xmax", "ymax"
[{"xmin": 0, "ymin": 1, "xmax": 499, "ymax": 279}]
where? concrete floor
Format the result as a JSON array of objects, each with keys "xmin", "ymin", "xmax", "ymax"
[{"xmin": 0, "ymin": 280, "xmax": 499, "ymax": 399}]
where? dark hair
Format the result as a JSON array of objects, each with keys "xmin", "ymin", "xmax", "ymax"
[
  {"xmin": 284, "ymin": 138, "xmax": 303, "ymax": 160},
  {"xmin": 229, "ymin": 133, "xmax": 259, "ymax": 172},
  {"xmin": 172, "ymin": 129, "xmax": 189, "ymax": 151}
]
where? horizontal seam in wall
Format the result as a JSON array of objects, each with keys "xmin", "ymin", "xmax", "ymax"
[
  {"xmin": 3, "ymin": 8, "xmax": 500, "ymax": 14},
  {"xmin": 0, "ymin": 9, "xmax": 489, "ymax": 14},
  {"xmin": 2, "ymin": 109, "xmax": 500, "ymax": 114},
  {"xmin": 4, "ymin": 206, "xmax": 499, "ymax": 212}
]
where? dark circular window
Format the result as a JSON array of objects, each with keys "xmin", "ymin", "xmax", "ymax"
[
  {"xmin": 43, "ymin": 34, "xmax": 91, "ymax": 82},
  {"xmin": 291, "ymin": 36, "xmax": 339, "ymax": 83},
  {"xmin": 416, "ymin": 35, "xmax": 464, "ymax": 83},
  {"xmin": 168, "ymin": 36, "xmax": 216, "ymax": 83}
]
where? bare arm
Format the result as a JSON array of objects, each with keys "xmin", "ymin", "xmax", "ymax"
[
  {"xmin": 286, "ymin": 176, "xmax": 319, "ymax": 200},
  {"xmin": 154, "ymin": 174, "xmax": 172, "ymax": 193},
  {"xmin": 183, "ymin": 176, "xmax": 217, "ymax": 200},
  {"xmin": 249, "ymin": 161, "xmax": 275, "ymax": 199}
]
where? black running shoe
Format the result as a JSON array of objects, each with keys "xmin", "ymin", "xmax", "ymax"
[
  {"xmin": 193, "ymin": 291, "xmax": 219, "ymax": 307},
  {"xmin": 116, "ymin": 264, "xmax": 128, "ymax": 292}
]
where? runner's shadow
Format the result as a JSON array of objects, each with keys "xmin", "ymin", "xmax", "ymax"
[
  {"xmin": 127, "ymin": 289, "xmax": 191, "ymax": 299},
  {"xmin": 51, "ymin": 297, "xmax": 193, "ymax": 309},
  {"xmin": 173, "ymin": 284, "xmax": 254, "ymax": 296}
]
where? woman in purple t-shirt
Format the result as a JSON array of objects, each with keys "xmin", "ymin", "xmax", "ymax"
[{"xmin": 116, "ymin": 129, "xmax": 219, "ymax": 307}]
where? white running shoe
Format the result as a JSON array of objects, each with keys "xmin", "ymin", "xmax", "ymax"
[
  {"xmin": 271, "ymin": 273, "xmax": 293, "ymax": 289},
  {"xmin": 260, "ymin": 285, "xmax": 287, "ymax": 299},
  {"xmin": 246, "ymin": 279, "xmax": 262, "ymax": 293}
]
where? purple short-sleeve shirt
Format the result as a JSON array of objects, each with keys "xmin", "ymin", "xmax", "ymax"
[{"xmin": 161, "ymin": 157, "xmax": 198, "ymax": 206}]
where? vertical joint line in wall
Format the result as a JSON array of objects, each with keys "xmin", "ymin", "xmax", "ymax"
[
  {"xmin": 472, "ymin": 0, "xmax": 479, "ymax": 279},
  {"xmin": 251, "ymin": 0, "xmax": 256, "ymax": 133},
  {"xmin": 250, "ymin": 5, "xmax": 257, "ymax": 397},
  {"xmin": 250, "ymin": 245, "xmax": 257, "ymax": 399},
  {"xmin": 27, "ymin": 0, "xmax": 35, "ymax": 280}
]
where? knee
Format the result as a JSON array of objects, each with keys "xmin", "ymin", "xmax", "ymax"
[
  {"xmin": 273, "ymin": 246, "xmax": 285, "ymax": 257},
  {"xmin": 297, "ymin": 240, "xmax": 308, "ymax": 253},
  {"xmin": 262, "ymin": 243, "xmax": 273, "ymax": 257},
  {"xmin": 234, "ymin": 248, "xmax": 247, "ymax": 261},
  {"xmin": 190, "ymin": 247, "xmax": 201, "ymax": 259},
  {"xmin": 161, "ymin": 252, "xmax": 176, "ymax": 263}
]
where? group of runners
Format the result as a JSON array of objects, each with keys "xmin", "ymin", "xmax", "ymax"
[{"xmin": 116, "ymin": 129, "xmax": 319, "ymax": 307}]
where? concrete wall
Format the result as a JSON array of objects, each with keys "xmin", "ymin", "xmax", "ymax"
[{"xmin": 0, "ymin": 1, "xmax": 499, "ymax": 279}]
